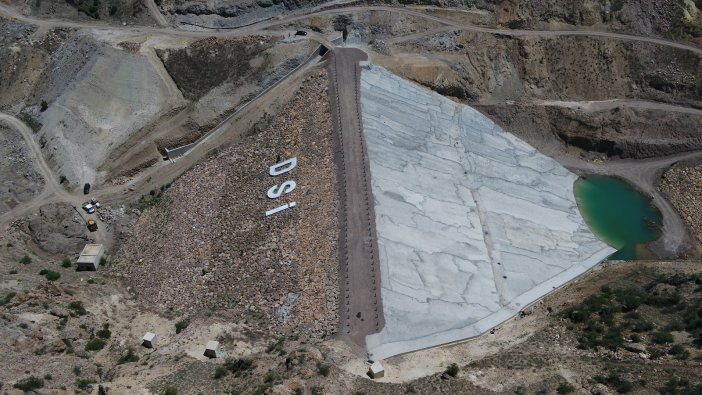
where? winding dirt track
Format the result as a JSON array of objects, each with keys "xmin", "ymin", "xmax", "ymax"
[
  {"xmin": 1, "ymin": 2, "xmax": 701, "ymax": 257},
  {"xmin": 1, "ymin": 4, "xmax": 702, "ymax": 54}
]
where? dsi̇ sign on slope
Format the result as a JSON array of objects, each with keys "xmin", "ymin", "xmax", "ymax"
[{"xmin": 360, "ymin": 65, "xmax": 615, "ymax": 360}]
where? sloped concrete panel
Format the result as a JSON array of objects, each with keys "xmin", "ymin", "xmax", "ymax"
[{"xmin": 361, "ymin": 65, "xmax": 614, "ymax": 360}]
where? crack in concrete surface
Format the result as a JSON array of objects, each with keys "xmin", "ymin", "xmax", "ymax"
[{"xmin": 360, "ymin": 65, "xmax": 615, "ymax": 360}]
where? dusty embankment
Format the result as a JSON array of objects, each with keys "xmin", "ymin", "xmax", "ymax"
[{"xmin": 0, "ymin": 121, "xmax": 44, "ymax": 215}]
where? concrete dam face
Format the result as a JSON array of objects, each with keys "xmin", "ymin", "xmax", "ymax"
[{"xmin": 359, "ymin": 65, "xmax": 615, "ymax": 360}]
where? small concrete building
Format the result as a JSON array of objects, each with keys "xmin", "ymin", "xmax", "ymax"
[
  {"xmin": 77, "ymin": 244, "xmax": 104, "ymax": 271},
  {"xmin": 204, "ymin": 340, "xmax": 219, "ymax": 358},
  {"xmin": 368, "ymin": 361, "xmax": 385, "ymax": 379},
  {"xmin": 142, "ymin": 332, "xmax": 157, "ymax": 348}
]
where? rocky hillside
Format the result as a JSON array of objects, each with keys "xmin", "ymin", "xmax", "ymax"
[
  {"xmin": 498, "ymin": 0, "xmax": 702, "ymax": 45},
  {"xmin": 114, "ymin": 71, "xmax": 340, "ymax": 340}
]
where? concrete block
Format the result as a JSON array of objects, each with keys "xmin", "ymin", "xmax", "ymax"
[
  {"xmin": 368, "ymin": 361, "xmax": 384, "ymax": 379},
  {"xmin": 142, "ymin": 332, "xmax": 157, "ymax": 348},
  {"xmin": 204, "ymin": 340, "xmax": 219, "ymax": 358}
]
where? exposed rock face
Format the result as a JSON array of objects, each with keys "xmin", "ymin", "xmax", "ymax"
[
  {"xmin": 159, "ymin": 0, "xmax": 330, "ymax": 27},
  {"xmin": 478, "ymin": 104, "xmax": 702, "ymax": 159},
  {"xmin": 23, "ymin": 203, "xmax": 88, "ymax": 255}
]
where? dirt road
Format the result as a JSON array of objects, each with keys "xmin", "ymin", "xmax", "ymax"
[
  {"xmin": 328, "ymin": 48, "xmax": 384, "ymax": 353},
  {"xmin": 387, "ymin": 21, "xmax": 702, "ymax": 55},
  {"xmin": 483, "ymin": 99, "xmax": 702, "ymax": 116},
  {"xmin": 2, "ymin": 4, "xmax": 702, "ymax": 55},
  {"xmin": 0, "ymin": 112, "xmax": 112, "ymax": 247}
]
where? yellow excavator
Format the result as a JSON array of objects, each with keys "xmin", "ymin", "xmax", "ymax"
[{"xmin": 73, "ymin": 207, "xmax": 98, "ymax": 232}]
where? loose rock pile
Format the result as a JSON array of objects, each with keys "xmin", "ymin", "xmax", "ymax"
[
  {"xmin": 115, "ymin": 71, "xmax": 339, "ymax": 340},
  {"xmin": 660, "ymin": 163, "xmax": 702, "ymax": 249}
]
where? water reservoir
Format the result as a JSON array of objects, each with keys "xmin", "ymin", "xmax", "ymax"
[{"xmin": 574, "ymin": 175, "xmax": 662, "ymax": 260}]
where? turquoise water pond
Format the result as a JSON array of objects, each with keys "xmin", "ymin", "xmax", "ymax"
[{"xmin": 574, "ymin": 175, "xmax": 662, "ymax": 260}]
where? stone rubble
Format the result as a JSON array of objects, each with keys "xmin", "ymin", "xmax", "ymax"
[{"xmin": 114, "ymin": 71, "xmax": 340, "ymax": 341}]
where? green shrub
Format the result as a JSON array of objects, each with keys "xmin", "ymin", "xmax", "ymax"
[
  {"xmin": 117, "ymin": 348, "xmax": 139, "ymax": 364},
  {"xmin": 317, "ymin": 363, "xmax": 330, "ymax": 377},
  {"xmin": 13, "ymin": 376, "xmax": 44, "ymax": 392},
  {"xmin": 213, "ymin": 366, "xmax": 228, "ymax": 379},
  {"xmin": 1, "ymin": 292, "xmax": 16, "ymax": 306},
  {"xmin": 43, "ymin": 374, "xmax": 52, "ymax": 380},
  {"xmin": 595, "ymin": 372, "xmax": 634, "ymax": 393},
  {"xmin": 557, "ymin": 382, "xmax": 576, "ymax": 394},
  {"xmin": 40, "ymin": 100, "xmax": 48, "ymax": 111},
  {"xmin": 62, "ymin": 258, "xmax": 72, "ymax": 268},
  {"xmin": 99, "ymin": 256, "xmax": 107, "ymax": 266},
  {"xmin": 75, "ymin": 378, "xmax": 96, "ymax": 391},
  {"xmin": 45, "ymin": 271, "xmax": 60, "ymax": 281},
  {"xmin": 96, "ymin": 323, "xmax": 111, "ymax": 339},
  {"xmin": 85, "ymin": 337, "xmax": 106, "ymax": 351},
  {"xmin": 631, "ymin": 321, "xmax": 653, "ymax": 333},
  {"xmin": 175, "ymin": 319, "xmax": 190, "ymax": 334},
  {"xmin": 20, "ymin": 255, "xmax": 31, "ymax": 264},
  {"xmin": 164, "ymin": 386, "xmax": 178, "ymax": 395},
  {"xmin": 445, "ymin": 363, "xmax": 459, "ymax": 378},
  {"xmin": 668, "ymin": 344, "xmax": 689, "ymax": 359},
  {"xmin": 651, "ymin": 331, "xmax": 674, "ymax": 344},
  {"xmin": 224, "ymin": 358, "xmax": 255, "ymax": 376},
  {"xmin": 630, "ymin": 333, "xmax": 641, "ymax": 343},
  {"xmin": 266, "ymin": 337, "xmax": 285, "ymax": 355},
  {"xmin": 660, "ymin": 377, "xmax": 702, "ymax": 395},
  {"xmin": 68, "ymin": 301, "xmax": 87, "ymax": 316}
]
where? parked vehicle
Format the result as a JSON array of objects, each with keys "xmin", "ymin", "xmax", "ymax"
[
  {"xmin": 82, "ymin": 203, "xmax": 95, "ymax": 214},
  {"xmin": 83, "ymin": 183, "xmax": 91, "ymax": 194},
  {"xmin": 295, "ymin": 30, "xmax": 307, "ymax": 36}
]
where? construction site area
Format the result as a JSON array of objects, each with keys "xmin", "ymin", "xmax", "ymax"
[{"xmin": 0, "ymin": 0, "xmax": 702, "ymax": 394}]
